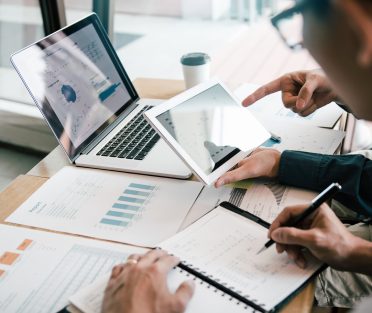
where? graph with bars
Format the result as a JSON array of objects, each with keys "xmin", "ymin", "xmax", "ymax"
[{"xmin": 99, "ymin": 182, "xmax": 156, "ymax": 228}]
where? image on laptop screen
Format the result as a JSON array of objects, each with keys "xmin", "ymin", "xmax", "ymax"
[{"xmin": 11, "ymin": 16, "xmax": 135, "ymax": 159}]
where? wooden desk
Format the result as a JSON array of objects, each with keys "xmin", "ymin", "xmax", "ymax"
[{"xmin": 1, "ymin": 78, "xmax": 315, "ymax": 313}]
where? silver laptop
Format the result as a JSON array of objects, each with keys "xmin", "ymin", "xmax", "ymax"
[{"xmin": 10, "ymin": 14, "xmax": 191, "ymax": 179}]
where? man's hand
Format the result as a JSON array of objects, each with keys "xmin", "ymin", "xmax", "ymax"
[
  {"xmin": 268, "ymin": 203, "xmax": 372, "ymax": 274},
  {"xmin": 215, "ymin": 148, "xmax": 281, "ymax": 187},
  {"xmin": 242, "ymin": 70, "xmax": 338, "ymax": 116},
  {"xmin": 102, "ymin": 250, "xmax": 194, "ymax": 313}
]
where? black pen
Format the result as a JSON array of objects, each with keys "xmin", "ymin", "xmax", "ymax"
[{"xmin": 257, "ymin": 182, "xmax": 342, "ymax": 255}]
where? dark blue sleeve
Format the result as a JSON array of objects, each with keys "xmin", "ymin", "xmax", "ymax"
[{"xmin": 278, "ymin": 150, "xmax": 372, "ymax": 217}]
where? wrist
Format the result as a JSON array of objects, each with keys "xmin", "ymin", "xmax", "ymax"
[
  {"xmin": 344, "ymin": 235, "xmax": 372, "ymax": 275},
  {"xmin": 270, "ymin": 149, "xmax": 281, "ymax": 177}
]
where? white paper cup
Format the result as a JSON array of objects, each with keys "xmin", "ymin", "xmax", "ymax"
[{"xmin": 181, "ymin": 52, "xmax": 211, "ymax": 89}]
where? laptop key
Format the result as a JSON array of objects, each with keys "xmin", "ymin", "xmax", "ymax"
[
  {"xmin": 135, "ymin": 151, "xmax": 148, "ymax": 160},
  {"xmin": 98, "ymin": 105, "xmax": 155, "ymax": 159}
]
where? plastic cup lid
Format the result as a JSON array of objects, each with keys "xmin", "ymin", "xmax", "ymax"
[{"xmin": 180, "ymin": 52, "xmax": 211, "ymax": 66}]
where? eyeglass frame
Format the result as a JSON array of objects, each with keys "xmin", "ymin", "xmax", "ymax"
[{"xmin": 270, "ymin": 0, "xmax": 314, "ymax": 50}]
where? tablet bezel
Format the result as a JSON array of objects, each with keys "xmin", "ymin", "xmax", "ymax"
[{"xmin": 144, "ymin": 79, "xmax": 270, "ymax": 185}]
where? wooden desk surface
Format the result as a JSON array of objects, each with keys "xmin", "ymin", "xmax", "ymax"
[{"xmin": 3, "ymin": 78, "xmax": 315, "ymax": 313}]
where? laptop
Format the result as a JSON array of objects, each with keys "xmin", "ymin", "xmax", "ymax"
[{"xmin": 10, "ymin": 14, "xmax": 191, "ymax": 179}]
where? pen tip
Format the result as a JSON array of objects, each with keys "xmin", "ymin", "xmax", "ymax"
[{"xmin": 256, "ymin": 246, "xmax": 266, "ymax": 255}]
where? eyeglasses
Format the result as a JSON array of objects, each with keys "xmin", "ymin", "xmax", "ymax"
[{"xmin": 270, "ymin": 1, "xmax": 312, "ymax": 51}]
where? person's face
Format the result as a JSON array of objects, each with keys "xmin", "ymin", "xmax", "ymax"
[{"xmin": 302, "ymin": 1, "xmax": 372, "ymax": 120}]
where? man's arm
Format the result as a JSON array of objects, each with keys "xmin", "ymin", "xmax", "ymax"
[
  {"xmin": 216, "ymin": 149, "xmax": 372, "ymax": 217},
  {"xmin": 279, "ymin": 151, "xmax": 372, "ymax": 217}
]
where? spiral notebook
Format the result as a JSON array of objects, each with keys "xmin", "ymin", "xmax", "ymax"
[
  {"xmin": 159, "ymin": 202, "xmax": 325, "ymax": 313},
  {"xmin": 69, "ymin": 202, "xmax": 325, "ymax": 313}
]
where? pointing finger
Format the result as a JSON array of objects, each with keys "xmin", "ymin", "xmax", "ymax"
[{"xmin": 242, "ymin": 78, "xmax": 281, "ymax": 106}]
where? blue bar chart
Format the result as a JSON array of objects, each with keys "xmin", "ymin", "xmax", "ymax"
[{"xmin": 99, "ymin": 182, "xmax": 156, "ymax": 228}]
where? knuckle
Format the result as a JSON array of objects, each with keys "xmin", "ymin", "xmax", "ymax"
[
  {"xmin": 149, "ymin": 263, "xmax": 161, "ymax": 275},
  {"xmin": 302, "ymin": 85, "xmax": 311, "ymax": 92},
  {"xmin": 283, "ymin": 73, "xmax": 292, "ymax": 81},
  {"xmin": 308, "ymin": 230, "xmax": 323, "ymax": 246},
  {"xmin": 300, "ymin": 87, "xmax": 311, "ymax": 98},
  {"xmin": 307, "ymin": 72, "xmax": 318, "ymax": 81}
]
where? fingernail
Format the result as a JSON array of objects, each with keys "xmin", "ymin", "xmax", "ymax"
[
  {"xmin": 243, "ymin": 97, "xmax": 252, "ymax": 106},
  {"xmin": 216, "ymin": 180, "xmax": 224, "ymax": 187},
  {"xmin": 297, "ymin": 99, "xmax": 305, "ymax": 109}
]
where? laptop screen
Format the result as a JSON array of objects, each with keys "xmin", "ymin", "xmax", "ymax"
[{"xmin": 11, "ymin": 14, "xmax": 138, "ymax": 160}]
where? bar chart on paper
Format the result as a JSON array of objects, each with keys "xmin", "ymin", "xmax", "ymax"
[
  {"xmin": 99, "ymin": 183, "xmax": 156, "ymax": 229},
  {"xmin": 7, "ymin": 167, "xmax": 203, "ymax": 247}
]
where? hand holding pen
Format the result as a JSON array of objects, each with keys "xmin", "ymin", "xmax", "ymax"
[{"xmin": 255, "ymin": 183, "xmax": 365, "ymax": 270}]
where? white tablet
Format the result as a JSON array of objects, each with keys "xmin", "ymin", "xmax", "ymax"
[{"xmin": 145, "ymin": 80, "xmax": 270, "ymax": 185}]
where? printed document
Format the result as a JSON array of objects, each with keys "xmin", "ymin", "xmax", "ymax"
[
  {"xmin": 259, "ymin": 118, "xmax": 345, "ymax": 154},
  {"xmin": 6, "ymin": 166, "xmax": 203, "ymax": 247},
  {"xmin": 0, "ymin": 224, "xmax": 144, "ymax": 313},
  {"xmin": 181, "ymin": 180, "xmax": 316, "ymax": 229}
]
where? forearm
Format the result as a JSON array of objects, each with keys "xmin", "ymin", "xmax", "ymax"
[
  {"xmin": 278, "ymin": 151, "xmax": 372, "ymax": 217},
  {"xmin": 345, "ymin": 236, "xmax": 372, "ymax": 275}
]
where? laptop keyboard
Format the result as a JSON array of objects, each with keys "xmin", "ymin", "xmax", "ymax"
[{"xmin": 96, "ymin": 106, "xmax": 160, "ymax": 160}]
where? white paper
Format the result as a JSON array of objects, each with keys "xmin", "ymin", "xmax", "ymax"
[
  {"xmin": 181, "ymin": 180, "xmax": 316, "ymax": 229},
  {"xmin": 161, "ymin": 207, "xmax": 322, "ymax": 312},
  {"xmin": 6, "ymin": 166, "xmax": 203, "ymax": 247},
  {"xmin": 234, "ymin": 83, "xmax": 344, "ymax": 128},
  {"xmin": 0, "ymin": 224, "xmax": 145, "ymax": 313},
  {"xmin": 70, "ymin": 266, "xmax": 253, "ymax": 313},
  {"xmin": 259, "ymin": 118, "xmax": 345, "ymax": 154}
]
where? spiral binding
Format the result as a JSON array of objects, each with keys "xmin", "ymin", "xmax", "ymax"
[{"xmin": 177, "ymin": 263, "xmax": 266, "ymax": 312}]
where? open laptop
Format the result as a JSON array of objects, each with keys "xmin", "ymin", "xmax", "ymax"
[{"xmin": 10, "ymin": 14, "xmax": 191, "ymax": 179}]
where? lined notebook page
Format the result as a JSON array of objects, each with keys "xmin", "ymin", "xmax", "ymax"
[{"xmin": 160, "ymin": 206, "xmax": 322, "ymax": 311}]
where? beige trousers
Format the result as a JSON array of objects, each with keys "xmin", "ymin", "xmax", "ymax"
[{"xmin": 315, "ymin": 150, "xmax": 372, "ymax": 308}]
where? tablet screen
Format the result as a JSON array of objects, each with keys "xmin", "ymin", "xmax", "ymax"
[{"xmin": 156, "ymin": 83, "xmax": 267, "ymax": 175}]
